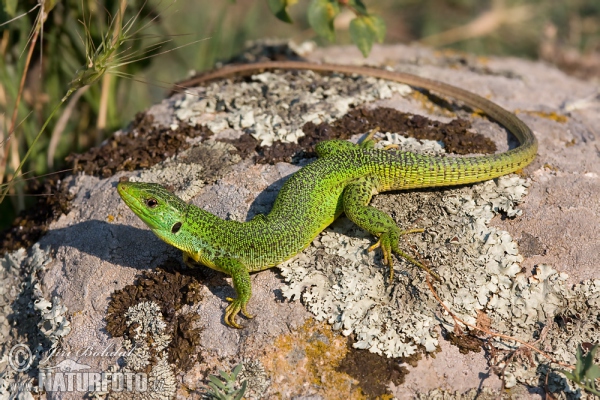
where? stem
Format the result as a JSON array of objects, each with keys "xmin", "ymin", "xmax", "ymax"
[
  {"xmin": 97, "ymin": 74, "xmax": 111, "ymax": 134},
  {"xmin": 425, "ymin": 275, "xmax": 574, "ymax": 370},
  {"xmin": 97, "ymin": 0, "xmax": 127, "ymax": 134},
  {"xmin": 0, "ymin": 99, "xmax": 66, "ymax": 205},
  {"xmin": 47, "ymin": 86, "xmax": 88, "ymax": 169},
  {"xmin": 0, "ymin": 25, "xmax": 40, "ymax": 187}
]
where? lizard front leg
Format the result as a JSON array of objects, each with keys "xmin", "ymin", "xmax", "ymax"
[
  {"xmin": 342, "ymin": 180, "xmax": 440, "ymax": 281},
  {"xmin": 182, "ymin": 252, "xmax": 200, "ymax": 268},
  {"xmin": 214, "ymin": 257, "xmax": 254, "ymax": 329}
]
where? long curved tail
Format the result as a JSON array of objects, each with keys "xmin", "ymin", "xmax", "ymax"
[{"xmin": 179, "ymin": 61, "xmax": 538, "ymax": 185}]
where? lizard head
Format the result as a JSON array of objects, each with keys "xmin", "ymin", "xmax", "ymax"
[{"xmin": 117, "ymin": 181, "xmax": 189, "ymax": 248}]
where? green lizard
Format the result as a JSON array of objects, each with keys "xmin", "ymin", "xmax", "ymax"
[{"xmin": 118, "ymin": 61, "xmax": 537, "ymax": 328}]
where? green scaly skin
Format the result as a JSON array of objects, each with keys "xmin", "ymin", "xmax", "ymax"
[{"xmin": 118, "ymin": 62, "xmax": 537, "ymax": 328}]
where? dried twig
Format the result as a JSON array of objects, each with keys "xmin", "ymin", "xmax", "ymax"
[{"xmin": 425, "ymin": 275, "xmax": 574, "ymax": 370}]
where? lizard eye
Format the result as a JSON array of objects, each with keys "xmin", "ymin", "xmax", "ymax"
[
  {"xmin": 171, "ymin": 222, "xmax": 182, "ymax": 234},
  {"xmin": 145, "ymin": 198, "xmax": 158, "ymax": 208}
]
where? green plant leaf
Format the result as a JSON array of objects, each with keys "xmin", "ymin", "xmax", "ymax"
[
  {"xmin": 208, "ymin": 375, "xmax": 227, "ymax": 390},
  {"xmin": 308, "ymin": 0, "xmax": 340, "ymax": 42},
  {"xmin": 43, "ymin": 0, "xmax": 58, "ymax": 13},
  {"xmin": 349, "ymin": 14, "xmax": 386, "ymax": 57},
  {"xmin": 560, "ymin": 370, "xmax": 576, "ymax": 382},
  {"xmin": 559, "ymin": 344, "xmax": 600, "ymax": 395},
  {"xmin": 3, "ymin": 0, "xmax": 18, "ymax": 17},
  {"xmin": 267, "ymin": 0, "xmax": 297, "ymax": 23},
  {"xmin": 232, "ymin": 363, "xmax": 243, "ymax": 378},
  {"xmin": 348, "ymin": 0, "xmax": 368, "ymax": 15},
  {"xmin": 208, "ymin": 382, "xmax": 222, "ymax": 396},
  {"xmin": 349, "ymin": 17, "xmax": 372, "ymax": 57},
  {"xmin": 233, "ymin": 380, "xmax": 248, "ymax": 400},
  {"xmin": 219, "ymin": 369, "xmax": 233, "ymax": 381},
  {"xmin": 578, "ymin": 344, "xmax": 599, "ymax": 382},
  {"xmin": 366, "ymin": 14, "xmax": 386, "ymax": 42}
]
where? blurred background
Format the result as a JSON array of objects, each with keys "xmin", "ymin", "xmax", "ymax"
[{"xmin": 0, "ymin": 0, "xmax": 599, "ymax": 228}]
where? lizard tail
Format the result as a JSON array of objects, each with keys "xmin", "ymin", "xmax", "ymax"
[{"xmin": 180, "ymin": 61, "xmax": 538, "ymax": 187}]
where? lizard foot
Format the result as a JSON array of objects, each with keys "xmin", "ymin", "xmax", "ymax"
[
  {"xmin": 224, "ymin": 297, "xmax": 254, "ymax": 329},
  {"xmin": 368, "ymin": 228, "xmax": 440, "ymax": 282},
  {"xmin": 359, "ymin": 126, "xmax": 381, "ymax": 149},
  {"xmin": 182, "ymin": 253, "xmax": 201, "ymax": 269}
]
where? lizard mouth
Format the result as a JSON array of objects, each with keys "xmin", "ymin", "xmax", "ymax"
[{"xmin": 117, "ymin": 182, "xmax": 147, "ymax": 220}]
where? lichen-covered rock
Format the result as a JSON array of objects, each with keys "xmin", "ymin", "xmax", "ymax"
[
  {"xmin": 0, "ymin": 244, "xmax": 63, "ymax": 399},
  {"xmin": 1, "ymin": 43, "xmax": 599, "ymax": 399},
  {"xmin": 102, "ymin": 301, "xmax": 177, "ymax": 399},
  {"xmin": 175, "ymin": 70, "xmax": 411, "ymax": 146}
]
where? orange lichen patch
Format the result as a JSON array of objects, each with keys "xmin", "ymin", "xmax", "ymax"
[
  {"xmin": 434, "ymin": 49, "xmax": 468, "ymax": 59},
  {"xmin": 514, "ymin": 168, "xmax": 527, "ymax": 177},
  {"xmin": 515, "ymin": 110, "xmax": 568, "ymax": 123},
  {"xmin": 107, "ymin": 214, "xmax": 115, "ymax": 222},
  {"xmin": 477, "ymin": 56, "xmax": 490, "ymax": 65},
  {"xmin": 543, "ymin": 163, "xmax": 559, "ymax": 172},
  {"xmin": 471, "ymin": 109, "xmax": 487, "ymax": 118},
  {"xmin": 260, "ymin": 319, "xmax": 366, "ymax": 399}
]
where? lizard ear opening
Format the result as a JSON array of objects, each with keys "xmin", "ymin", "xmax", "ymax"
[{"xmin": 171, "ymin": 222, "xmax": 182, "ymax": 234}]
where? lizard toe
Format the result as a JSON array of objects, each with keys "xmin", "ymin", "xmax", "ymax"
[
  {"xmin": 241, "ymin": 305, "xmax": 254, "ymax": 319},
  {"xmin": 370, "ymin": 232, "xmax": 396, "ymax": 280},
  {"xmin": 224, "ymin": 299, "xmax": 244, "ymax": 329}
]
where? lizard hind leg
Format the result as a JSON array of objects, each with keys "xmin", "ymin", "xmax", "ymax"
[
  {"xmin": 358, "ymin": 126, "xmax": 381, "ymax": 149},
  {"xmin": 214, "ymin": 257, "xmax": 254, "ymax": 329},
  {"xmin": 342, "ymin": 181, "xmax": 439, "ymax": 281}
]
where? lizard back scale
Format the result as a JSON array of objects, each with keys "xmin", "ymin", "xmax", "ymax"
[{"xmin": 118, "ymin": 61, "xmax": 537, "ymax": 328}]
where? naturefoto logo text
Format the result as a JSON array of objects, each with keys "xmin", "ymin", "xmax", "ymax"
[{"xmin": 7, "ymin": 343, "xmax": 165, "ymax": 394}]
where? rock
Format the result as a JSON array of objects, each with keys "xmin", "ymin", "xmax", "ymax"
[{"xmin": 1, "ymin": 43, "xmax": 599, "ymax": 399}]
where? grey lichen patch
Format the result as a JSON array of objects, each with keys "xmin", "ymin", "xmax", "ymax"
[
  {"xmin": 0, "ymin": 248, "xmax": 25, "ymax": 345},
  {"xmin": 129, "ymin": 141, "xmax": 241, "ymax": 201},
  {"xmin": 123, "ymin": 302, "xmax": 172, "ymax": 369},
  {"xmin": 0, "ymin": 244, "xmax": 67, "ymax": 399},
  {"xmin": 281, "ymin": 221, "xmax": 439, "ymax": 358},
  {"xmin": 279, "ymin": 139, "xmax": 599, "ymax": 397},
  {"xmin": 414, "ymin": 387, "xmax": 502, "ymax": 399},
  {"xmin": 496, "ymin": 275, "xmax": 600, "ymax": 397},
  {"xmin": 129, "ymin": 162, "xmax": 206, "ymax": 202},
  {"xmin": 32, "ymin": 249, "xmax": 71, "ymax": 349},
  {"xmin": 105, "ymin": 263, "xmax": 203, "ymax": 375},
  {"xmin": 102, "ymin": 301, "xmax": 177, "ymax": 400},
  {"xmin": 376, "ymin": 132, "xmax": 445, "ymax": 156},
  {"xmin": 175, "ymin": 70, "xmax": 411, "ymax": 146},
  {"xmin": 0, "ymin": 248, "xmax": 29, "ymax": 398},
  {"xmin": 237, "ymin": 359, "xmax": 271, "ymax": 400}
]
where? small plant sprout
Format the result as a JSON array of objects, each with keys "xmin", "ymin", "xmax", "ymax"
[
  {"xmin": 206, "ymin": 363, "xmax": 247, "ymax": 400},
  {"xmin": 560, "ymin": 344, "xmax": 600, "ymax": 396}
]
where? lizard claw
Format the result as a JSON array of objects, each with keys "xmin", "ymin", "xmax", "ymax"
[
  {"xmin": 370, "ymin": 228, "xmax": 440, "ymax": 282},
  {"xmin": 367, "ymin": 241, "xmax": 381, "ymax": 252},
  {"xmin": 225, "ymin": 297, "xmax": 253, "ymax": 328},
  {"xmin": 368, "ymin": 235, "xmax": 394, "ymax": 278},
  {"xmin": 359, "ymin": 127, "xmax": 381, "ymax": 149}
]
